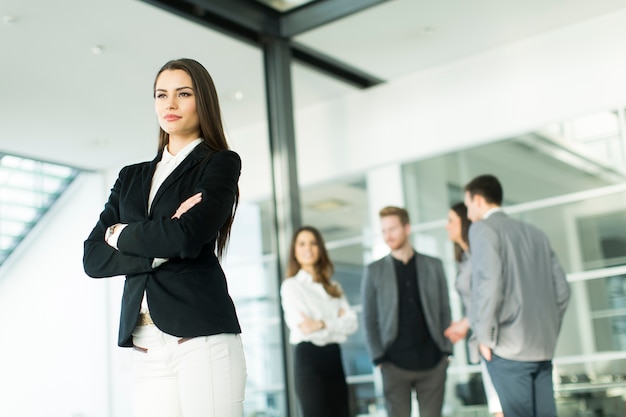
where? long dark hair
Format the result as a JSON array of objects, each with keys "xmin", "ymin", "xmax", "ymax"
[
  {"xmin": 286, "ymin": 226, "xmax": 342, "ymax": 298},
  {"xmin": 451, "ymin": 202, "xmax": 471, "ymax": 262},
  {"xmin": 154, "ymin": 58, "xmax": 238, "ymax": 258}
]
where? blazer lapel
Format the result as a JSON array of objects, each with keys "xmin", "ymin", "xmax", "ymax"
[
  {"xmin": 141, "ymin": 154, "xmax": 160, "ymax": 217},
  {"xmin": 415, "ymin": 252, "xmax": 426, "ymax": 287},
  {"xmin": 383, "ymin": 255, "xmax": 398, "ymax": 305},
  {"xmin": 148, "ymin": 144, "xmax": 210, "ymax": 217}
]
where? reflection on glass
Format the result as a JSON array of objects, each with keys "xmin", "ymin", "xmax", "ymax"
[
  {"xmin": 225, "ymin": 201, "xmax": 287, "ymax": 417},
  {"xmin": 577, "ymin": 210, "xmax": 626, "ymax": 270},
  {"xmin": 229, "ymin": 111, "xmax": 626, "ymax": 415}
]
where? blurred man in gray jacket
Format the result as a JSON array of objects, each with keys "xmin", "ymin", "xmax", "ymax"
[
  {"xmin": 361, "ymin": 206, "xmax": 452, "ymax": 417},
  {"xmin": 464, "ymin": 174, "xmax": 571, "ymax": 417}
]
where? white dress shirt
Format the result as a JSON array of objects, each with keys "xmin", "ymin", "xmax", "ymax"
[
  {"xmin": 280, "ymin": 269, "xmax": 358, "ymax": 346},
  {"xmin": 148, "ymin": 138, "xmax": 203, "ymax": 211}
]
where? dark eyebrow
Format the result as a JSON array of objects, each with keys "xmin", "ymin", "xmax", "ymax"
[{"xmin": 154, "ymin": 86, "xmax": 194, "ymax": 92}]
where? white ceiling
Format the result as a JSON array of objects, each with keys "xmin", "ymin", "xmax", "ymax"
[{"xmin": 2, "ymin": 0, "xmax": 626, "ymax": 171}]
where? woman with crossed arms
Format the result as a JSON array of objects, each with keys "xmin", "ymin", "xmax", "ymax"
[
  {"xmin": 280, "ymin": 226, "xmax": 358, "ymax": 417},
  {"xmin": 83, "ymin": 58, "xmax": 246, "ymax": 417}
]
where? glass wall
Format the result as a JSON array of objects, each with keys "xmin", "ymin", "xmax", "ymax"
[
  {"xmin": 225, "ymin": 104, "xmax": 626, "ymax": 416},
  {"xmin": 223, "ymin": 199, "xmax": 287, "ymax": 417},
  {"xmin": 411, "ymin": 187, "xmax": 626, "ymax": 416}
]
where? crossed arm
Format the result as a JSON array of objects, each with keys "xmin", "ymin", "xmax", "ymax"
[
  {"xmin": 83, "ymin": 150, "xmax": 240, "ymax": 278},
  {"xmin": 105, "ymin": 192, "xmax": 202, "ymax": 247},
  {"xmin": 83, "ymin": 190, "xmax": 205, "ymax": 278}
]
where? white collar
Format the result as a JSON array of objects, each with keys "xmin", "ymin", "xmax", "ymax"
[
  {"xmin": 162, "ymin": 138, "xmax": 202, "ymax": 164},
  {"xmin": 295, "ymin": 269, "xmax": 315, "ymax": 283},
  {"xmin": 483, "ymin": 206, "xmax": 503, "ymax": 219}
]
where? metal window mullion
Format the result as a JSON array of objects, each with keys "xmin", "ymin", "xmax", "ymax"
[{"xmin": 262, "ymin": 34, "xmax": 301, "ymax": 417}]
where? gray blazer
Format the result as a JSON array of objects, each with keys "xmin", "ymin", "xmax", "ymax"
[
  {"xmin": 361, "ymin": 251, "xmax": 452, "ymax": 364},
  {"xmin": 469, "ymin": 211, "xmax": 571, "ymax": 361}
]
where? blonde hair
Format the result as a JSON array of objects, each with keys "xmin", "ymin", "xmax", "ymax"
[{"xmin": 379, "ymin": 206, "xmax": 410, "ymax": 226}]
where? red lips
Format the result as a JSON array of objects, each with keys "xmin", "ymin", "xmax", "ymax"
[{"xmin": 164, "ymin": 114, "xmax": 181, "ymax": 121}]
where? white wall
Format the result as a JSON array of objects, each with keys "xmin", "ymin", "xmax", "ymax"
[
  {"xmin": 234, "ymin": 7, "xmax": 626, "ymax": 197},
  {"xmin": 0, "ymin": 172, "xmax": 131, "ymax": 417}
]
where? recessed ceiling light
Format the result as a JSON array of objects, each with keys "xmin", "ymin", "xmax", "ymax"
[
  {"xmin": 231, "ymin": 91, "xmax": 244, "ymax": 101},
  {"xmin": 307, "ymin": 198, "xmax": 348, "ymax": 212},
  {"xmin": 91, "ymin": 45, "xmax": 104, "ymax": 55}
]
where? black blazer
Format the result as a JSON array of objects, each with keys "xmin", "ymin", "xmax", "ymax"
[{"xmin": 83, "ymin": 143, "xmax": 242, "ymax": 347}]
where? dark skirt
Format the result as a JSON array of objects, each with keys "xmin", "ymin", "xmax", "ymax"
[{"xmin": 294, "ymin": 342, "xmax": 350, "ymax": 417}]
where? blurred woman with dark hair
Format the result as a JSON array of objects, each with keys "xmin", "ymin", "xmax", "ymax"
[
  {"xmin": 281, "ymin": 226, "xmax": 358, "ymax": 417},
  {"xmin": 444, "ymin": 202, "xmax": 502, "ymax": 417}
]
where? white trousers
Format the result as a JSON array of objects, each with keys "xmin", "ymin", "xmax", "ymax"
[{"xmin": 131, "ymin": 325, "xmax": 247, "ymax": 417}]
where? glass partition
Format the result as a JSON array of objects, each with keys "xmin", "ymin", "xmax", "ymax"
[
  {"xmin": 290, "ymin": 124, "xmax": 626, "ymax": 415},
  {"xmin": 227, "ymin": 103, "xmax": 626, "ymax": 416},
  {"xmin": 224, "ymin": 199, "xmax": 287, "ymax": 417}
]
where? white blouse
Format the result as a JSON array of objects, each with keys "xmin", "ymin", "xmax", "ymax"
[{"xmin": 280, "ymin": 269, "xmax": 358, "ymax": 346}]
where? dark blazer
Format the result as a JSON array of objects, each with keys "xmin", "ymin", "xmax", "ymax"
[
  {"xmin": 469, "ymin": 211, "xmax": 570, "ymax": 361},
  {"xmin": 361, "ymin": 252, "xmax": 452, "ymax": 364},
  {"xmin": 83, "ymin": 143, "xmax": 241, "ymax": 347}
]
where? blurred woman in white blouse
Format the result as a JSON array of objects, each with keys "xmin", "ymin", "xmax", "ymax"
[{"xmin": 280, "ymin": 226, "xmax": 358, "ymax": 417}]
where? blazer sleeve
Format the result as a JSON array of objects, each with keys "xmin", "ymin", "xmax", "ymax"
[
  {"xmin": 117, "ymin": 150, "xmax": 241, "ymax": 260},
  {"xmin": 436, "ymin": 258, "xmax": 452, "ymax": 334},
  {"xmin": 83, "ymin": 166, "xmax": 155, "ymax": 278},
  {"xmin": 469, "ymin": 221, "xmax": 503, "ymax": 349},
  {"xmin": 550, "ymin": 247, "xmax": 571, "ymax": 328},
  {"xmin": 361, "ymin": 263, "xmax": 384, "ymax": 363}
]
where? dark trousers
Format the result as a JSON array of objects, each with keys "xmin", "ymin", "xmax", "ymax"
[
  {"xmin": 486, "ymin": 354, "xmax": 557, "ymax": 417},
  {"xmin": 380, "ymin": 356, "xmax": 448, "ymax": 417},
  {"xmin": 294, "ymin": 342, "xmax": 350, "ymax": 417}
]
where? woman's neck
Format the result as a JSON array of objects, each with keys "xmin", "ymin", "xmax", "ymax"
[
  {"xmin": 301, "ymin": 265, "xmax": 316, "ymax": 279},
  {"xmin": 168, "ymin": 135, "xmax": 198, "ymax": 155}
]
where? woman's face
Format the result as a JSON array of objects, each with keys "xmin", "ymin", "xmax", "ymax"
[
  {"xmin": 445, "ymin": 209, "xmax": 462, "ymax": 244},
  {"xmin": 294, "ymin": 230, "xmax": 320, "ymax": 270},
  {"xmin": 154, "ymin": 69, "xmax": 200, "ymax": 142}
]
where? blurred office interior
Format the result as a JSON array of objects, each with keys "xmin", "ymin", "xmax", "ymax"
[{"xmin": 2, "ymin": 1, "xmax": 626, "ymax": 416}]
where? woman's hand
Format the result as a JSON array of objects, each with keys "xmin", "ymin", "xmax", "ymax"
[
  {"xmin": 171, "ymin": 192, "xmax": 202, "ymax": 219},
  {"xmin": 298, "ymin": 312, "xmax": 325, "ymax": 334},
  {"xmin": 444, "ymin": 317, "xmax": 470, "ymax": 344}
]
